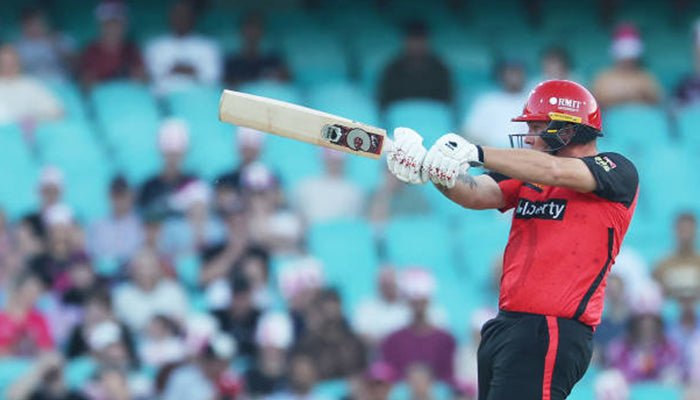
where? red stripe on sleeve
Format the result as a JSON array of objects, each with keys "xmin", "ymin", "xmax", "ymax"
[{"xmin": 542, "ymin": 316, "xmax": 559, "ymax": 400}]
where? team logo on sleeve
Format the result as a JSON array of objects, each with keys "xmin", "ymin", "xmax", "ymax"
[
  {"xmin": 515, "ymin": 199, "xmax": 568, "ymax": 220},
  {"xmin": 594, "ymin": 156, "xmax": 617, "ymax": 172}
]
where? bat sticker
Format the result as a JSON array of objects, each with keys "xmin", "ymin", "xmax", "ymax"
[{"xmin": 321, "ymin": 124, "xmax": 384, "ymax": 155}]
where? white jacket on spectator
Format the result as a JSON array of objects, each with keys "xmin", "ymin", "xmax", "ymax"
[
  {"xmin": 113, "ymin": 279, "xmax": 189, "ymax": 332},
  {"xmin": 145, "ymin": 34, "xmax": 222, "ymax": 95},
  {"xmin": 0, "ymin": 76, "xmax": 63, "ymax": 123}
]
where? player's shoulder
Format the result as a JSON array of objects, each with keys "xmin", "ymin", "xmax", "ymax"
[{"xmin": 587, "ymin": 152, "xmax": 638, "ymax": 178}]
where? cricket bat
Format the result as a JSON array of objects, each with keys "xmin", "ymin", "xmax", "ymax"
[{"xmin": 218, "ymin": 89, "xmax": 393, "ymax": 159}]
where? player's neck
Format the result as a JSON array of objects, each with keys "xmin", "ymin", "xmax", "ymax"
[{"xmin": 557, "ymin": 142, "xmax": 598, "ymax": 158}]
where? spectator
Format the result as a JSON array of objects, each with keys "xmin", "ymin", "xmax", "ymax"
[
  {"xmin": 199, "ymin": 202, "xmax": 251, "ymax": 288},
  {"xmin": 595, "ymin": 273, "xmax": 631, "ymax": 356},
  {"xmin": 352, "ymin": 268, "xmax": 411, "ymax": 346},
  {"xmin": 138, "ymin": 118, "xmax": 195, "ymax": 215},
  {"xmin": 455, "ymin": 308, "xmax": 496, "ymax": 389},
  {"xmin": 82, "ymin": 366, "xmax": 134, "ymax": 400},
  {"xmin": 673, "ymin": 19, "xmax": 700, "ymax": 109},
  {"xmin": 145, "ymin": 0, "xmax": 222, "ymax": 94},
  {"xmin": 60, "ymin": 253, "xmax": 100, "ymax": 307},
  {"xmin": 6, "ymin": 352, "xmax": 88, "ymax": 400},
  {"xmin": 294, "ymin": 288, "xmax": 367, "ymax": 380},
  {"xmin": 527, "ymin": 46, "xmax": 581, "ymax": 89},
  {"xmin": 0, "ymin": 44, "xmax": 63, "ymax": 125},
  {"xmin": 139, "ymin": 315, "xmax": 186, "ymax": 368},
  {"xmin": 654, "ymin": 213, "xmax": 700, "ymax": 300},
  {"xmin": 87, "ymin": 176, "xmax": 143, "ymax": 264},
  {"xmin": 278, "ymin": 257, "xmax": 325, "ymax": 338},
  {"xmin": 79, "ymin": 1, "xmax": 145, "ymax": 88},
  {"xmin": 361, "ymin": 362, "xmax": 396, "ymax": 400},
  {"xmin": 265, "ymin": 352, "xmax": 327, "ymax": 400},
  {"xmin": 14, "ymin": 5, "xmax": 75, "ymax": 82},
  {"xmin": 42, "ymin": 204, "xmax": 86, "ymax": 291},
  {"xmin": 0, "ymin": 269, "xmax": 53, "ymax": 356},
  {"xmin": 224, "ymin": 14, "xmax": 289, "ymax": 86},
  {"xmin": 24, "ymin": 166, "xmax": 65, "ymax": 242},
  {"xmin": 378, "ymin": 20, "xmax": 452, "ymax": 109},
  {"xmin": 212, "ymin": 274, "xmax": 262, "ymax": 358},
  {"xmin": 162, "ymin": 180, "xmax": 225, "ymax": 257},
  {"xmin": 606, "ymin": 282, "xmax": 682, "ymax": 383},
  {"xmin": 669, "ymin": 294, "xmax": 699, "ymax": 380},
  {"xmin": 238, "ymin": 163, "xmax": 283, "ymax": 245},
  {"xmin": 238, "ymin": 246, "xmax": 274, "ymax": 309},
  {"xmin": 461, "ymin": 59, "xmax": 528, "ymax": 148},
  {"xmin": 113, "ymin": 249, "xmax": 189, "ymax": 333},
  {"xmin": 367, "ymin": 170, "xmax": 431, "ymax": 225},
  {"xmin": 66, "ymin": 291, "xmax": 138, "ymax": 364},
  {"xmin": 380, "ymin": 268, "xmax": 456, "ymax": 383},
  {"xmin": 86, "ymin": 320, "xmax": 137, "ymax": 372},
  {"xmin": 246, "ymin": 312, "xmax": 294, "ymax": 397},
  {"xmin": 292, "ymin": 149, "xmax": 364, "ymax": 224},
  {"xmin": 161, "ymin": 334, "xmax": 242, "ymax": 400},
  {"xmin": 215, "ymin": 128, "xmax": 272, "ymax": 213},
  {"xmin": 593, "ymin": 369, "xmax": 630, "ymax": 400},
  {"xmin": 406, "ymin": 364, "xmax": 435, "ymax": 400},
  {"xmin": 592, "ymin": 23, "xmax": 661, "ymax": 109}
]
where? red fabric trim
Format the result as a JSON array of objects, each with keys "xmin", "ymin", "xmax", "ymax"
[{"xmin": 542, "ymin": 316, "xmax": 559, "ymax": 400}]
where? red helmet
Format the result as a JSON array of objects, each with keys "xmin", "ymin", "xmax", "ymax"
[{"xmin": 512, "ymin": 80, "xmax": 602, "ymax": 131}]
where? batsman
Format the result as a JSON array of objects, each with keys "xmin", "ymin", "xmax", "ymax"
[{"xmin": 386, "ymin": 80, "xmax": 638, "ymax": 400}]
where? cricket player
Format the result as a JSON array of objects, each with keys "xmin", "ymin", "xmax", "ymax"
[{"xmin": 386, "ymin": 80, "xmax": 638, "ymax": 400}]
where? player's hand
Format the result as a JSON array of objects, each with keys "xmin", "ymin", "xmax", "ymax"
[
  {"xmin": 422, "ymin": 133, "xmax": 483, "ymax": 188},
  {"xmin": 386, "ymin": 127, "xmax": 428, "ymax": 185}
]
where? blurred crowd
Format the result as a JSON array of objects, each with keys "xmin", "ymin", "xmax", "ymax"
[{"xmin": 0, "ymin": 1, "xmax": 700, "ymax": 400}]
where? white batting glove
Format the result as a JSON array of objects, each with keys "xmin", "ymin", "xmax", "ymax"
[
  {"xmin": 386, "ymin": 127, "xmax": 428, "ymax": 185},
  {"xmin": 422, "ymin": 133, "xmax": 484, "ymax": 188}
]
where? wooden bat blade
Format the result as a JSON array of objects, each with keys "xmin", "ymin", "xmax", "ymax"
[{"xmin": 219, "ymin": 89, "xmax": 389, "ymax": 160}]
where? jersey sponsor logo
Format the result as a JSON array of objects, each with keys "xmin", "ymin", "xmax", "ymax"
[
  {"xmin": 594, "ymin": 155, "xmax": 617, "ymax": 172},
  {"xmin": 515, "ymin": 198, "xmax": 568, "ymax": 220}
]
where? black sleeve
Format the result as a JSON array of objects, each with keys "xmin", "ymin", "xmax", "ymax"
[
  {"xmin": 581, "ymin": 152, "xmax": 638, "ymax": 207},
  {"xmin": 486, "ymin": 172, "xmax": 512, "ymax": 183}
]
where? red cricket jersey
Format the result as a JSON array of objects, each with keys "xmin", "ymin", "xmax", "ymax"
[{"xmin": 490, "ymin": 152, "xmax": 638, "ymax": 327}]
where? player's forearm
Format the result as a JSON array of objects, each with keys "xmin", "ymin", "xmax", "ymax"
[
  {"xmin": 436, "ymin": 174, "xmax": 505, "ymax": 210},
  {"xmin": 482, "ymin": 147, "xmax": 594, "ymax": 191}
]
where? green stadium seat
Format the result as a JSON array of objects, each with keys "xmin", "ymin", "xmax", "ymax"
[
  {"xmin": 677, "ymin": 104, "xmax": 700, "ymax": 150},
  {"xmin": 307, "ymin": 82, "xmax": 380, "ymax": 126},
  {"xmin": 384, "ymin": 216, "xmax": 454, "ymax": 274},
  {"xmin": 385, "ymin": 100, "xmax": 455, "ymax": 144},
  {"xmin": 46, "ymin": 80, "xmax": 88, "ymax": 122},
  {"xmin": 308, "ymin": 219, "xmax": 378, "ymax": 311},
  {"xmin": 354, "ymin": 32, "xmax": 402, "ymax": 95},
  {"xmin": 630, "ymin": 383, "xmax": 682, "ymax": 400},
  {"xmin": 603, "ymin": 105, "xmax": 671, "ymax": 155},
  {"xmin": 314, "ymin": 379, "xmax": 349, "ymax": 400},
  {"xmin": 0, "ymin": 358, "xmax": 34, "ymax": 394},
  {"xmin": 65, "ymin": 357, "xmax": 97, "ymax": 389},
  {"xmin": 281, "ymin": 32, "xmax": 349, "ymax": 87},
  {"xmin": 0, "ymin": 124, "xmax": 39, "ymax": 219},
  {"xmin": 175, "ymin": 253, "xmax": 201, "ymax": 290},
  {"xmin": 261, "ymin": 135, "xmax": 322, "ymax": 191},
  {"xmin": 457, "ymin": 210, "xmax": 510, "ymax": 292},
  {"xmin": 237, "ymin": 80, "xmax": 304, "ymax": 105}
]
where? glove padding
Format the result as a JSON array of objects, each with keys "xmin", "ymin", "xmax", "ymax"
[
  {"xmin": 386, "ymin": 127, "xmax": 428, "ymax": 185},
  {"xmin": 422, "ymin": 133, "xmax": 482, "ymax": 189}
]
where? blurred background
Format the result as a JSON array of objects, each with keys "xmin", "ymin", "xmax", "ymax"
[{"xmin": 0, "ymin": 0, "xmax": 699, "ymax": 399}]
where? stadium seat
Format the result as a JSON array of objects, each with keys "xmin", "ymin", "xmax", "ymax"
[
  {"xmin": 677, "ymin": 104, "xmax": 700, "ymax": 150},
  {"xmin": 389, "ymin": 381, "xmax": 451, "ymax": 400},
  {"xmin": 0, "ymin": 358, "xmax": 34, "ymax": 394},
  {"xmin": 65, "ymin": 357, "xmax": 97, "ymax": 389},
  {"xmin": 165, "ymin": 86, "xmax": 237, "ymax": 179},
  {"xmin": 603, "ymin": 104, "xmax": 671, "ymax": 158},
  {"xmin": 307, "ymin": 82, "xmax": 380, "ymax": 126},
  {"xmin": 314, "ymin": 379, "xmax": 349, "ymax": 400},
  {"xmin": 91, "ymin": 81, "xmax": 161, "ymax": 185},
  {"xmin": 457, "ymin": 210, "xmax": 511, "ymax": 293},
  {"xmin": 385, "ymin": 100, "xmax": 455, "ymax": 144},
  {"xmin": 175, "ymin": 253, "xmax": 201, "ymax": 290},
  {"xmin": 630, "ymin": 383, "xmax": 682, "ymax": 400},
  {"xmin": 0, "ymin": 124, "xmax": 39, "ymax": 219},
  {"xmin": 308, "ymin": 219, "xmax": 378, "ymax": 310},
  {"xmin": 237, "ymin": 80, "xmax": 304, "ymax": 105},
  {"xmin": 281, "ymin": 32, "xmax": 349, "ymax": 87},
  {"xmin": 46, "ymin": 80, "xmax": 88, "ymax": 122},
  {"xmin": 384, "ymin": 216, "xmax": 454, "ymax": 273}
]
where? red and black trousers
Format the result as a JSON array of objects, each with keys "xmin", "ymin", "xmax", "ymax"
[{"xmin": 477, "ymin": 309, "xmax": 593, "ymax": 400}]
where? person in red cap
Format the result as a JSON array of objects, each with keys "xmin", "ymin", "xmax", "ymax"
[
  {"xmin": 591, "ymin": 22, "xmax": 661, "ymax": 109},
  {"xmin": 386, "ymin": 79, "xmax": 639, "ymax": 400}
]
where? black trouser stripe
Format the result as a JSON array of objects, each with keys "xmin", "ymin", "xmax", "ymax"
[{"xmin": 572, "ymin": 228, "xmax": 614, "ymax": 321}]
